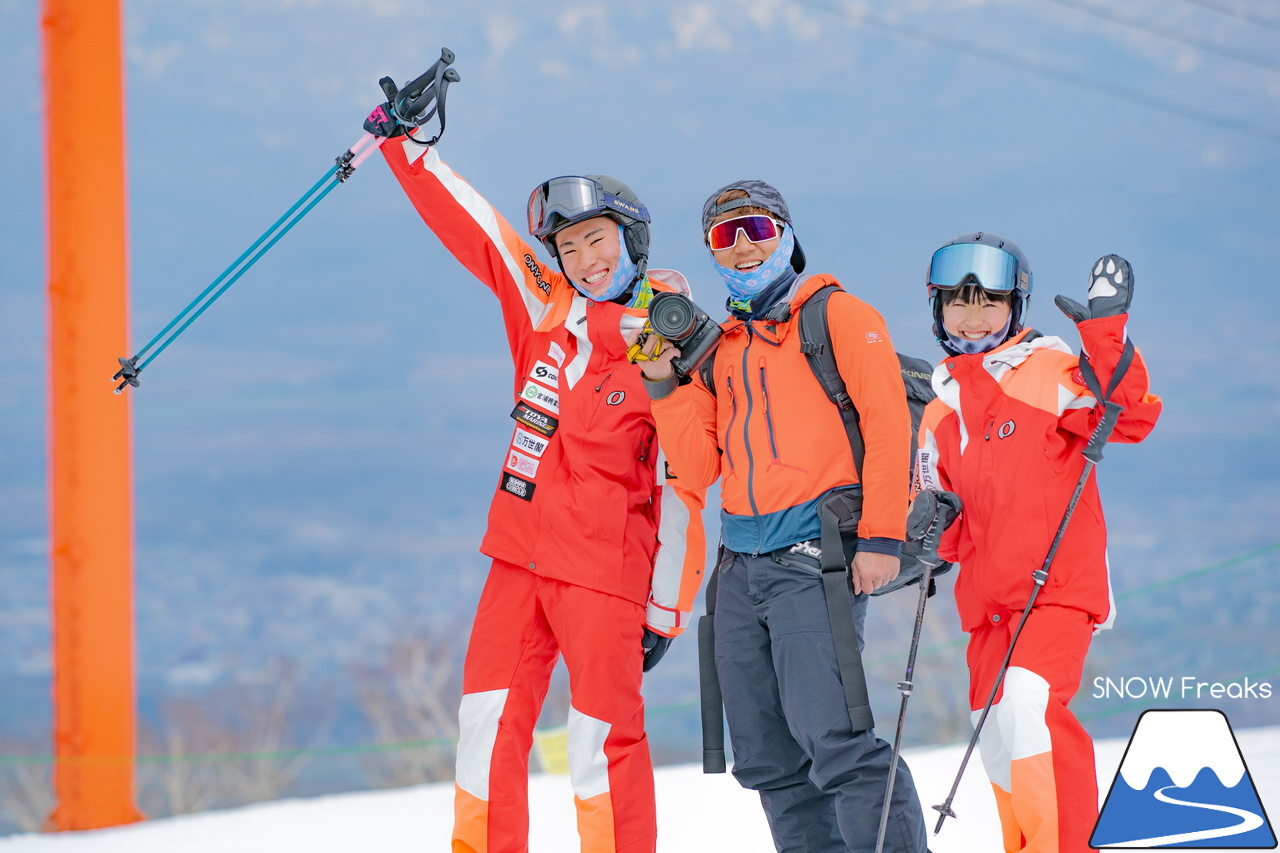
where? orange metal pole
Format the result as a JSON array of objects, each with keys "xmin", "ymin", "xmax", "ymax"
[{"xmin": 42, "ymin": 0, "xmax": 143, "ymax": 830}]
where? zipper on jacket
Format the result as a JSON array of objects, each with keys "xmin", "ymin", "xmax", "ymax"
[
  {"xmin": 759, "ymin": 364, "xmax": 780, "ymax": 461},
  {"xmin": 638, "ymin": 436, "xmax": 649, "ymax": 463},
  {"xmin": 595, "ymin": 371, "xmax": 614, "ymax": 393},
  {"xmin": 985, "ymin": 418, "xmax": 994, "ymax": 441},
  {"xmin": 740, "ymin": 328, "xmax": 764, "ymax": 553},
  {"xmin": 724, "ymin": 372, "xmax": 738, "ymax": 471}
]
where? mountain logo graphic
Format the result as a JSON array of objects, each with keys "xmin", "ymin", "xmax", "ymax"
[{"xmin": 1091, "ymin": 709, "xmax": 1276, "ymax": 849}]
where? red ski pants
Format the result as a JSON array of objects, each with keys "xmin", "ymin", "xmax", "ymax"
[
  {"xmin": 452, "ymin": 559, "xmax": 655, "ymax": 853},
  {"xmin": 966, "ymin": 604, "xmax": 1097, "ymax": 853}
]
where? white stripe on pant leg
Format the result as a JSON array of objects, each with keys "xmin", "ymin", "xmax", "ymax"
[
  {"xmin": 456, "ymin": 689, "xmax": 509, "ymax": 800},
  {"xmin": 567, "ymin": 705, "xmax": 612, "ymax": 800},
  {"xmin": 999, "ymin": 667, "xmax": 1052, "ymax": 761},
  {"xmin": 973, "ymin": 666, "xmax": 1053, "ymax": 792},
  {"xmin": 973, "ymin": 705, "xmax": 1014, "ymax": 792}
]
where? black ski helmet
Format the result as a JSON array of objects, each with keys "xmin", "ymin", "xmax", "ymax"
[
  {"xmin": 527, "ymin": 174, "xmax": 650, "ymax": 279},
  {"xmin": 926, "ymin": 231, "xmax": 1033, "ymax": 356}
]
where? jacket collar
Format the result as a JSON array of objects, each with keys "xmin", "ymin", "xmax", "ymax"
[{"xmin": 718, "ymin": 273, "xmax": 844, "ymax": 344}]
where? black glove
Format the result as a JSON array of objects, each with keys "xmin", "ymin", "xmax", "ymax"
[
  {"xmin": 905, "ymin": 489, "xmax": 962, "ymax": 566},
  {"xmin": 641, "ymin": 628, "xmax": 673, "ymax": 673},
  {"xmin": 363, "ymin": 78, "xmax": 405, "ymax": 138},
  {"xmin": 1055, "ymin": 254, "xmax": 1134, "ymax": 323}
]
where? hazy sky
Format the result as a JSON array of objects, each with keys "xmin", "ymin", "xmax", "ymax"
[{"xmin": 1, "ymin": 0, "xmax": 1278, "ymax": 688}]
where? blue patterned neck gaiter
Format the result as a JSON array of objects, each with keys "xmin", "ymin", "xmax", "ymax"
[
  {"xmin": 944, "ymin": 312, "xmax": 1013, "ymax": 355},
  {"xmin": 712, "ymin": 224, "xmax": 795, "ymax": 311},
  {"xmin": 571, "ymin": 223, "xmax": 638, "ymax": 302}
]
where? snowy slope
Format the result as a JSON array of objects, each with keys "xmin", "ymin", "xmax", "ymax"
[{"xmin": 3, "ymin": 728, "xmax": 1277, "ymax": 853}]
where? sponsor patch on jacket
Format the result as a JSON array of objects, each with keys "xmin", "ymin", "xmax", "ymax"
[
  {"xmin": 512, "ymin": 427, "xmax": 549, "ymax": 457},
  {"xmin": 505, "ymin": 448, "xmax": 540, "ymax": 479},
  {"xmin": 530, "ymin": 360, "xmax": 559, "ymax": 388},
  {"xmin": 511, "ymin": 402, "xmax": 558, "ymax": 437},
  {"xmin": 520, "ymin": 380, "xmax": 560, "ymax": 414},
  {"xmin": 916, "ymin": 449, "xmax": 939, "ymax": 491},
  {"xmin": 522, "ymin": 254, "xmax": 550, "ymax": 295},
  {"xmin": 500, "ymin": 472, "xmax": 536, "ymax": 502},
  {"xmin": 548, "ymin": 342, "xmax": 566, "ymax": 367}
]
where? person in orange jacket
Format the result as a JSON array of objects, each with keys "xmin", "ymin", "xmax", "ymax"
[
  {"xmin": 915, "ymin": 233, "xmax": 1162, "ymax": 853},
  {"xmin": 367, "ymin": 107, "xmax": 706, "ymax": 852},
  {"xmin": 636, "ymin": 180, "xmax": 929, "ymax": 853}
]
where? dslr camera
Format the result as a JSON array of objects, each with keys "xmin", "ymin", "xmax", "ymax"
[{"xmin": 646, "ymin": 291, "xmax": 724, "ymax": 382}]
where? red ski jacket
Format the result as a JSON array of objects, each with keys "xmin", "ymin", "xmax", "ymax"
[
  {"xmin": 381, "ymin": 139, "xmax": 706, "ymax": 637},
  {"xmin": 915, "ymin": 317, "xmax": 1162, "ymax": 632}
]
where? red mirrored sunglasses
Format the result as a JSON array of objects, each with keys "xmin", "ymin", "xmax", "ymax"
[{"xmin": 707, "ymin": 215, "xmax": 782, "ymax": 252}]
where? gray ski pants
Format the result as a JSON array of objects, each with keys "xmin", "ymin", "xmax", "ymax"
[{"xmin": 714, "ymin": 546, "xmax": 928, "ymax": 853}]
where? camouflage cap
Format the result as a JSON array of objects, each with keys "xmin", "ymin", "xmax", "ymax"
[{"xmin": 701, "ymin": 180, "xmax": 792, "ymax": 235}]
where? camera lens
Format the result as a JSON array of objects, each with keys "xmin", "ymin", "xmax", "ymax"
[{"xmin": 649, "ymin": 292, "xmax": 697, "ymax": 339}]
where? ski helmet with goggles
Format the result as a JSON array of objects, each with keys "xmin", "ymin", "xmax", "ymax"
[
  {"xmin": 527, "ymin": 174, "xmax": 651, "ymax": 280},
  {"xmin": 926, "ymin": 232, "xmax": 1033, "ymax": 356}
]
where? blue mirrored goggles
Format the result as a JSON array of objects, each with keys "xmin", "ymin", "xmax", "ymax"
[
  {"xmin": 927, "ymin": 242, "xmax": 1030, "ymax": 296},
  {"xmin": 527, "ymin": 176, "xmax": 649, "ymax": 240}
]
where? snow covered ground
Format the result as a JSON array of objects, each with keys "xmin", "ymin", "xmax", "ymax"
[{"xmin": 3, "ymin": 727, "xmax": 1277, "ymax": 852}]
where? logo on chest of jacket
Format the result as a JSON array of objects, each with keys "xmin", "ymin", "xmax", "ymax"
[
  {"xmin": 531, "ymin": 360, "xmax": 559, "ymax": 389},
  {"xmin": 997, "ymin": 420, "xmax": 1016, "ymax": 439},
  {"xmin": 606, "ymin": 390, "xmax": 626, "ymax": 406},
  {"xmin": 500, "ymin": 472, "xmax": 536, "ymax": 502},
  {"xmin": 511, "ymin": 402, "xmax": 559, "ymax": 438},
  {"xmin": 521, "ymin": 380, "xmax": 560, "ymax": 414},
  {"xmin": 505, "ymin": 449, "xmax": 541, "ymax": 479}
]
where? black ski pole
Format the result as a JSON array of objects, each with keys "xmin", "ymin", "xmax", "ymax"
[
  {"xmin": 874, "ymin": 515, "xmax": 947, "ymax": 853},
  {"xmin": 931, "ymin": 392, "xmax": 1125, "ymax": 836}
]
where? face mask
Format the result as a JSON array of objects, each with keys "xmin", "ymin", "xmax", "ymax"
[
  {"xmin": 570, "ymin": 223, "xmax": 638, "ymax": 302},
  {"xmin": 712, "ymin": 223, "xmax": 795, "ymax": 307},
  {"xmin": 943, "ymin": 311, "xmax": 1013, "ymax": 355}
]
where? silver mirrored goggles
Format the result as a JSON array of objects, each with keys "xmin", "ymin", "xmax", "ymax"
[
  {"xmin": 927, "ymin": 242, "xmax": 1029, "ymax": 296},
  {"xmin": 527, "ymin": 176, "xmax": 650, "ymax": 240}
]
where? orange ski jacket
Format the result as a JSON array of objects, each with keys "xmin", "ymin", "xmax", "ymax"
[
  {"xmin": 915, "ymin": 317, "xmax": 1162, "ymax": 632},
  {"xmin": 648, "ymin": 275, "xmax": 911, "ymax": 555},
  {"xmin": 381, "ymin": 139, "xmax": 706, "ymax": 637}
]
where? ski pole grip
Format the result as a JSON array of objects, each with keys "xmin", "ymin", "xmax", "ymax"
[
  {"xmin": 403, "ymin": 66, "xmax": 460, "ymax": 118},
  {"xmin": 398, "ymin": 47, "xmax": 454, "ymax": 104},
  {"xmin": 1082, "ymin": 400, "xmax": 1124, "ymax": 463}
]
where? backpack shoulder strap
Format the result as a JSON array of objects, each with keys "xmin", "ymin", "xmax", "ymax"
[
  {"xmin": 698, "ymin": 350, "xmax": 717, "ymax": 396},
  {"xmin": 897, "ymin": 353, "xmax": 937, "ymax": 464},
  {"xmin": 799, "ymin": 284, "xmax": 866, "ymax": 479}
]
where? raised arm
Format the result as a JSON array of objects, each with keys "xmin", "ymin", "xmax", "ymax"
[
  {"xmin": 1054, "ymin": 255, "xmax": 1163, "ymax": 443},
  {"xmin": 380, "ymin": 135, "xmax": 574, "ymax": 351}
]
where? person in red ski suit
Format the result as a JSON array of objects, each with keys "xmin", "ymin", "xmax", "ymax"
[
  {"xmin": 367, "ymin": 106, "xmax": 706, "ymax": 853},
  {"xmin": 915, "ymin": 233, "xmax": 1162, "ymax": 853}
]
